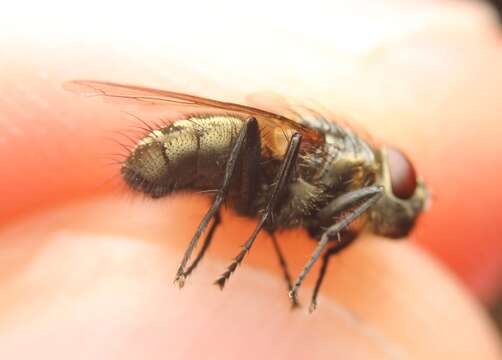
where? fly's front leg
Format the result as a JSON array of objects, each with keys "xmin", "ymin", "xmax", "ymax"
[
  {"xmin": 308, "ymin": 234, "xmax": 356, "ymax": 313},
  {"xmin": 214, "ymin": 133, "xmax": 302, "ymax": 289},
  {"xmin": 174, "ymin": 117, "xmax": 260, "ymax": 287},
  {"xmin": 289, "ymin": 185, "xmax": 384, "ymax": 307}
]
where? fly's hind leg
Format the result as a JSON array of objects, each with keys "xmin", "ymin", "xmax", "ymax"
[
  {"xmin": 289, "ymin": 185, "xmax": 384, "ymax": 308},
  {"xmin": 174, "ymin": 117, "xmax": 260, "ymax": 287},
  {"xmin": 182, "ymin": 211, "xmax": 221, "ymax": 279},
  {"xmin": 181, "ymin": 113, "xmax": 261, "ymax": 282}
]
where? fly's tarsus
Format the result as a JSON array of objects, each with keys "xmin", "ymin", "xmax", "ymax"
[{"xmin": 182, "ymin": 212, "xmax": 221, "ymax": 279}]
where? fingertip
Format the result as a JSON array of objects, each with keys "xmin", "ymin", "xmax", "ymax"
[{"xmin": 1, "ymin": 197, "xmax": 500, "ymax": 359}]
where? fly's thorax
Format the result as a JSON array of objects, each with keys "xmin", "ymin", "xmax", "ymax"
[
  {"xmin": 314, "ymin": 130, "xmax": 378, "ymax": 191},
  {"xmin": 369, "ymin": 147, "xmax": 428, "ymax": 238},
  {"xmin": 264, "ymin": 130, "xmax": 378, "ymax": 229},
  {"xmin": 121, "ymin": 115, "xmax": 244, "ymax": 198}
]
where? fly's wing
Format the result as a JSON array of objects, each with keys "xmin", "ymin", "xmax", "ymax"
[{"xmin": 64, "ymin": 80, "xmax": 324, "ymax": 157}]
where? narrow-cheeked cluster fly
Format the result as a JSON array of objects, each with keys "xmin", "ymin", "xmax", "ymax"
[{"xmin": 65, "ymin": 80, "xmax": 428, "ymax": 312}]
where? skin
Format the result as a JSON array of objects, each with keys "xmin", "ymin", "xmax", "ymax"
[{"xmin": 0, "ymin": 0, "xmax": 501, "ymax": 359}]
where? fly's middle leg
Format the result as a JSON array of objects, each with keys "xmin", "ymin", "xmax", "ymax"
[
  {"xmin": 182, "ymin": 211, "xmax": 221, "ymax": 279},
  {"xmin": 174, "ymin": 117, "xmax": 260, "ymax": 287},
  {"xmin": 214, "ymin": 132, "xmax": 303, "ymax": 289}
]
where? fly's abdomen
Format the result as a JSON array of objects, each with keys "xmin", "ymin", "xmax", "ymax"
[{"xmin": 121, "ymin": 114, "xmax": 244, "ymax": 198}]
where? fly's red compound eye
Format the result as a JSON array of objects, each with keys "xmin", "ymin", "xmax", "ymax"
[{"xmin": 387, "ymin": 147, "xmax": 417, "ymax": 199}]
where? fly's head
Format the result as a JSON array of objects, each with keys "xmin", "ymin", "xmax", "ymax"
[
  {"xmin": 369, "ymin": 147, "xmax": 428, "ymax": 238},
  {"xmin": 121, "ymin": 130, "xmax": 172, "ymax": 198}
]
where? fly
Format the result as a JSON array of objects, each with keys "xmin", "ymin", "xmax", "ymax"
[{"xmin": 64, "ymin": 80, "xmax": 428, "ymax": 312}]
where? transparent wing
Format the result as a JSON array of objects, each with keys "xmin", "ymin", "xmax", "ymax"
[
  {"xmin": 65, "ymin": 80, "xmax": 299, "ymax": 124},
  {"xmin": 64, "ymin": 80, "xmax": 324, "ymax": 154}
]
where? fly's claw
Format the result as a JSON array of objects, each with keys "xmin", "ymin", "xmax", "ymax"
[
  {"xmin": 214, "ymin": 249, "xmax": 246, "ymax": 289},
  {"xmin": 214, "ymin": 276, "xmax": 227, "ymax": 290},
  {"xmin": 213, "ymin": 264, "xmax": 237, "ymax": 290},
  {"xmin": 290, "ymin": 296, "xmax": 300, "ymax": 310},
  {"xmin": 308, "ymin": 300, "xmax": 317, "ymax": 313},
  {"xmin": 288, "ymin": 289, "xmax": 299, "ymax": 307},
  {"xmin": 174, "ymin": 271, "xmax": 186, "ymax": 289}
]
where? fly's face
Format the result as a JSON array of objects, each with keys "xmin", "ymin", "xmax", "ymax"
[{"xmin": 369, "ymin": 147, "xmax": 428, "ymax": 238}]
